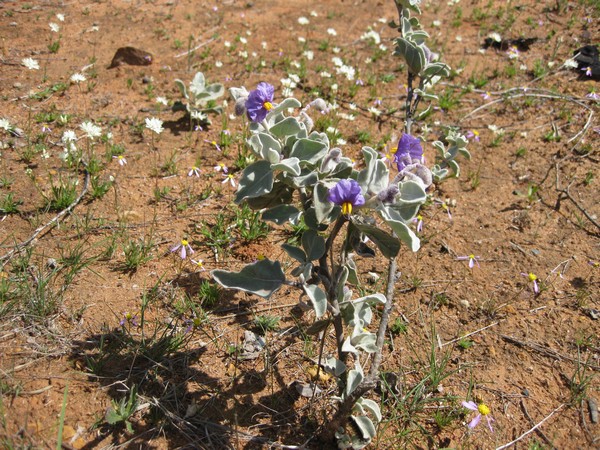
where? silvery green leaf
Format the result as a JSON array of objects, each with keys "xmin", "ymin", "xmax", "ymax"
[
  {"xmin": 234, "ymin": 160, "xmax": 274, "ymax": 204},
  {"xmin": 248, "ymin": 133, "xmax": 281, "ymax": 163},
  {"xmin": 271, "ymin": 157, "xmax": 301, "ymax": 176},
  {"xmin": 324, "ymin": 357, "xmax": 347, "ymax": 376},
  {"xmin": 302, "ymin": 230, "xmax": 325, "ymax": 261},
  {"xmin": 346, "ymin": 257, "xmax": 359, "ymax": 285},
  {"xmin": 335, "ymin": 266, "xmax": 349, "ymax": 304},
  {"xmin": 292, "ymin": 170, "xmax": 319, "ymax": 188},
  {"xmin": 307, "ymin": 130, "xmax": 330, "ymax": 146},
  {"xmin": 350, "ymin": 218, "xmax": 400, "ymax": 258},
  {"xmin": 246, "ymin": 183, "xmax": 293, "ymax": 209},
  {"xmin": 352, "ymin": 333, "xmax": 378, "ymax": 353},
  {"xmin": 229, "ymin": 86, "xmax": 249, "ymax": 101},
  {"xmin": 174, "ymin": 79, "xmax": 188, "ymax": 99},
  {"xmin": 394, "ymin": 37, "xmax": 425, "ymax": 75},
  {"xmin": 414, "ymin": 105, "xmax": 432, "ymax": 121},
  {"xmin": 351, "ymin": 416, "xmax": 376, "ymax": 440},
  {"xmin": 421, "ymin": 62, "xmax": 450, "ymax": 79},
  {"xmin": 281, "ymin": 243, "xmax": 306, "ymax": 263},
  {"xmin": 379, "ymin": 206, "xmax": 420, "ymax": 252},
  {"xmin": 262, "ymin": 204, "xmax": 301, "ymax": 225},
  {"xmin": 356, "ymin": 147, "xmax": 377, "ymax": 190},
  {"xmin": 398, "ymin": 179, "xmax": 427, "ymax": 203},
  {"xmin": 358, "ymin": 398, "xmax": 382, "ymax": 422},
  {"xmin": 346, "ymin": 367, "xmax": 364, "ymax": 397},
  {"xmin": 211, "ymin": 259, "xmax": 285, "ymax": 298},
  {"xmin": 270, "ymin": 117, "xmax": 303, "ymax": 139},
  {"xmin": 189, "ymin": 72, "xmax": 206, "ymax": 96},
  {"xmin": 330, "ymin": 158, "xmax": 354, "ymax": 179},
  {"xmin": 342, "ymin": 336, "xmax": 358, "ymax": 354},
  {"xmin": 267, "ymin": 97, "xmax": 302, "ymax": 118},
  {"xmin": 303, "ymin": 284, "xmax": 327, "ymax": 318},
  {"xmin": 348, "ymin": 293, "xmax": 386, "ymax": 305},
  {"xmin": 290, "ymin": 138, "xmax": 329, "ymax": 165},
  {"xmin": 314, "ymin": 183, "xmax": 334, "ymax": 223}
]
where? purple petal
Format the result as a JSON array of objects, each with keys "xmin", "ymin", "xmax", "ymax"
[
  {"xmin": 180, "ymin": 246, "xmax": 187, "ymax": 259},
  {"xmin": 395, "ymin": 133, "xmax": 423, "ymax": 171},
  {"xmin": 486, "ymin": 416, "xmax": 494, "ymax": 432},
  {"xmin": 468, "ymin": 414, "xmax": 482, "ymax": 429},
  {"xmin": 245, "ymin": 82, "xmax": 275, "ymax": 122},
  {"xmin": 170, "ymin": 243, "xmax": 181, "ymax": 253},
  {"xmin": 462, "ymin": 401, "xmax": 478, "ymax": 411}
]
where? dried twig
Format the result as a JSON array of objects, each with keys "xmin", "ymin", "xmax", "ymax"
[
  {"xmin": 495, "ymin": 403, "xmax": 565, "ymax": 450},
  {"xmin": 0, "ymin": 168, "xmax": 90, "ymax": 268},
  {"xmin": 521, "ymin": 399, "xmax": 556, "ymax": 449},
  {"xmin": 442, "ymin": 321, "xmax": 500, "ymax": 347},
  {"xmin": 501, "ymin": 335, "xmax": 600, "ymax": 371}
]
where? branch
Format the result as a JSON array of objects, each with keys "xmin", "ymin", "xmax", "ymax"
[
  {"xmin": 495, "ymin": 404, "xmax": 565, "ymax": 450},
  {"xmin": 0, "ymin": 167, "xmax": 90, "ymax": 268}
]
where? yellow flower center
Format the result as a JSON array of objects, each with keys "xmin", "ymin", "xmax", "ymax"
[
  {"xmin": 257, "ymin": 254, "xmax": 265, "ymax": 260},
  {"xmin": 181, "ymin": 239, "xmax": 189, "ymax": 246},
  {"xmin": 528, "ymin": 272, "xmax": 537, "ymax": 281},
  {"xmin": 263, "ymin": 101, "xmax": 273, "ymax": 111},
  {"xmin": 477, "ymin": 403, "xmax": 490, "ymax": 416},
  {"xmin": 469, "ymin": 254, "xmax": 475, "ymax": 259},
  {"xmin": 473, "ymin": 130, "xmax": 479, "ymax": 136},
  {"xmin": 212, "ymin": 140, "xmax": 217, "ymax": 146},
  {"xmin": 341, "ymin": 201, "xmax": 353, "ymax": 216}
]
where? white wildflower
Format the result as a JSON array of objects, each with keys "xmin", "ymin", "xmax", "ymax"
[
  {"xmin": 239, "ymin": 36, "xmax": 247, "ymax": 44},
  {"xmin": 155, "ymin": 96, "xmax": 168, "ymax": 106},
  {"xmin": 215, "ymin": 60, "xmax": 223, "ymax": 68},
  {"xmin": 145, "ymin": 117, "xmax": 163, "ymax": 134},
  {"xmin": 298, "ymin": 37, "xmax": 306, "ymax": 43},
  {"xmin": 0, "ymin": 118, "xmax": 12, "ymax": 131},
  {"xmin": 49, "ymin": 22, "xmax": 60, "ymax": 33},
  {"xmin": 298, "ymin": 16, "xmax": 310, "ymax": 25},
  {"xmin": 22, "ymin": 58, "xmax": 40, "ymax": 70},
  {"xmin": 70, "ymin": 73, "xmax": 86, "ymax": 84},
  {"xmin": 368, "ymin": 106, "xmax": 382, "ymax": 117},
  {"xmin": 79, "ymin": 121, "xmax": 102, "ymax": 139},
  {"xmin": 332, "ymin": 57, "xmax": 343, "ymax": 67},
  {"xmin": 432, "ymin": 20, "xmax": 441, "ymax": 27},
  {"xmin": 310, "ymin": 10, "xmax": 318, "ymax": 17},
  {"xmin": 56, "ymin": 13, "xmax": 65, "ymax": 21},
  {"xmin": 303, "ymin": 50, "xmax": 314, "ymax": 60},
  {"xmin": 361, "ymin": 29, "xmax": 381, "ymax": 45},
  {"xmin": 261, "ymin": 41, "xmax": 267, "ymax": 49},
  {"xmin": 320, "ymin": 71, "xmax": 332, "ymax": 78},
  {"xmin": 327, "ymin": 28, "xmax": 337, "ymax": 36},
  {"xmin": 332, "ymin": 47, "xmax": 341, "ymax": 53}
]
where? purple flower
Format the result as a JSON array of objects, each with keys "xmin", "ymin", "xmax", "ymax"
[
  {"xmin": 328, "ymin": 179, "xmax": 365, "ymax": 216},
  {"xmin": 462, "ymin": 401, "xmax": 494, "ymax": 432},
  {"xmin": 394, "ymin": 134, "xmax": 423, "ymax": 171},
  {"xmin": 120, "ymin": 312, "xmax": 138, "ymax": 327},
  {"xmin": 521, "ymin": 272, "xmax": 539, "ymax": 294},
  {"xmin": 466, "ymin": 130, "xmax": 480, "ymax": 142},
  {"xmin": 458, "ymin": 254, "xmax": 481, "ymax": 269},
  {"xmin": 582, "ymin": 66, "xmax": 592, "ymax": 77},
  {"xmin": 171, "ymin": 239, "xmax": 194, "ymax": 260},
  {"xmin": 413, "ymin": 214, "xmax": 423, "ymax": 233},
  {"xmin": 245, "ymin": 82, "xmax": 275, "ymax": 122}
]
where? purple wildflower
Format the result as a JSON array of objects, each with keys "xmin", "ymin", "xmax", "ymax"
[
  {"xmin": 171, "ymin": 239, "xmax": 194, "ymax": 260},
  {"xmin": 458, "ymin": 254, "xmax": 481, "ymax": 269},
  {"xmin": 188, "ymin": 166, "xmax": 201, "ymax": 177},
  {"xmin": 394, "ymin": 134, "xmax": 423, "ymax": 172},
  {"xmin": 521, "ymin": 272, "xmax": 539, "ymax": 294},
  {"xmin": 582, "ymin": 66, "xmax": 592, "ymax": 77},
  {"xmin": 328, "ymin": 179, "xmax": 365, "ymax": 216},
  {"xmin": 120, "ymin": 312, "xmax": 138, "ymax": 327},
  {"xmin": 462, "ymin": 401, "xmax": 494, "ymax": 432},
  {"xmin": 413, "ymin": 214, "xmax": 423, "ymax": 233},
  {"xmin": 466, "ymin": 130, "xmax": 480, "ymax": 142},
  {"xmin": 245, "ymin": 82, "xmax": 275, "ymax": 122}
]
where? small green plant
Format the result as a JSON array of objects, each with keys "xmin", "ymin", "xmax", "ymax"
[
  {"xmin": 235, "ymin": 203, "xmax": 270, "ymax": 241},
  {"xmin": 198, "ymin": 212, "xmax": 234, "ymax": 255},
  {"xmin": 173, "ymin": 71, "xmax": 224, "ymax": 125},
  {"xmin": 46, "ymin": 176, "xmax": 78, "ymax": 211},
  {"xmin": 254, "ymin": 314, "xmax": 280, "ymax": 334},
  {"xmin": 515, "ymin": 147, "xmax": 527, "ymax": 158},
  {"xmin": 0, "ymin": 192, "xmax": 22, "ymax": 214},
  {"xmin": 122, "ymin": 237, "xmax": 153, "ymax": 271},
  {"xmin": 457, "ymin": 337, "xmax": 474, "ymax": 350},
  {"xmin": 105, "ymin": 385, "xmax": 139, "ymax": 434},
  {"xmin": 197, "ymin": 280, "xmax": 220, "ymax": 308},
  {"xmin": 90, "ymin": 176, "xmax": 112, "ymax": 200},
  {"xmin": 390, "ymin": 317, "xmax": 408, "ymax": 335}
]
